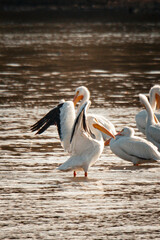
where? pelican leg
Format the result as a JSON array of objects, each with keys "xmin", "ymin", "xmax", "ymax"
[
  {"xmin": 73, "ymin": 171, "xmax": 76, "ymax": 177},
  {"xmin": 85, "ymin": 172, "xmax": 88, "ymax": 177}
]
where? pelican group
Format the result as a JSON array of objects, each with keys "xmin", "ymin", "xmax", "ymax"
[
  {"xmin": 135, "ymin": 85, "xmax": 160, "ymax": 134},
  {"xmin": 31, "ymin": 84, "xmax": 160, "ymax": 176},
  {"xmin": 139, "ymin": 94, "xmax": 160, "ymax": 151},
  {"xmin": 31, "ymin": 87, "xmax": 115, "ymax": 177}
]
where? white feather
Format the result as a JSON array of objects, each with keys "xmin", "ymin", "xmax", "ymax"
[
  {"xmin": 109, "ymin": 127, "xmax": 160, "ymax": 165},
  {"xmin": 60, "ymin": 101, "xmax": 75, "ymax": 151},
  {"xmin": 136, "ymin": 85, "xmax": 160, "ymax": 134},
  {"xmin": 139, "ymin": 94, "xmax": 160, "ymax": 151}
]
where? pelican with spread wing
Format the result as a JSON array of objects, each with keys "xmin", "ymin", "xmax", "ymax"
[
  {"xmin": 31, "ymin": 99, "xmax": 115, "ymax": 177},
  {"xmin": 58, "ymin": 101, "xmax": 115, "ymax": 177},
  {"xmin": 105, "ymin": 127, "xmax": 160, "ymax": 165},
  {"xmin": 139, "ymin": 94, "xmax": 160, "ymax": 151},
  {"xmin": 135, "ymin": 85, "xmax": 160, "ymax": 134},
  {"xmin": 73, "ymin": 86, "xmax": 116, "ymax": 139},
  {"xmin": 31, "ymin": 100, "xmax": 76, "ymax": 152}
]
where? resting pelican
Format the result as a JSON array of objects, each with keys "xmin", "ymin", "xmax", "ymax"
[
  {"xmin": 31, "ymin": 100, "xmax": 75, "ymax": 152},
  {"xmin": 135, "ymin": 85, "xmax": 160, "ymax": 134},
  {"xmin": 105, "ymin": 127, "xmax": 160, "ymax": 165},
  {"xmin": 58, "ymin": 101, "xmax": 115, "ymax": 177},
  {"xmin": 73, "ymin": 86, "xmax": 116, "ymax": 139},
  {"xmin": 139, "ymin": 94, "xmax": 160, "ymax": 151}
]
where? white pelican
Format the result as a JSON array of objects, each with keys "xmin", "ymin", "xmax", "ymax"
[
  {"xmin": 31, "ymin": 100, "xmax": 75, "ymax": 152},
  {"xmin": 135, "ymin": 85, "xmax": 160, "ymax": 134},
  {"xmin": 58, "ymin": 101, "xmax": 115, "ymax": 177},
  {"xmin": 31, "ymin": 99, "xmax": 115, "ymax": 177},
  {"xmin": 139, "ymin": 94, "xmax": 160, "ymax": 151},
  {"xmin": 105, "ymin": 127, "xmax": 160, "ymax": 165},
  {"xmin": 73, "ymin": 86, "xmax": 116, "ymax": 139}
]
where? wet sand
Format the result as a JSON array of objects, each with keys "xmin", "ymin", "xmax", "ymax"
[{"xmin": 1, "ymin": 150, "xmax": 160, "ymax": 239}]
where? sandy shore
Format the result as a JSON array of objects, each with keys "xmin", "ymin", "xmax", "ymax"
[{"xmin": 1, "ymin": 151, "xmax": 160, "ymax": 239}]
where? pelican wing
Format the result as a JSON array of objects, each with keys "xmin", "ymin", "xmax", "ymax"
[
  {"xmin": 70, "ymin": 101, "xmax": 90, "ymax": 144},
  {"xmin": 31, "ymin": 101, "xmax": 75, "ymax": 151},
  {"xmin": 148, "ymin": 124, "xmax": 160, "ymax": 145},
  {"xmin": 31, "ymin": 103, "xmax": 63, "ymax": 134},
  {"xmin": 116, "ymin": 137, "xmax": 160, "ymax": 160},
  {"xmin": 135, "ymin": 110, "xmax": 147, "ymax": 135},
  {"xmin": 69, "ymin": 101, "xmax": 95, "ymax": 155}
]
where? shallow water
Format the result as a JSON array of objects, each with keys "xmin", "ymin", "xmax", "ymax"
[{"xmin": 0, "ymin": 18, "xmax": 160, "ymax": 239}]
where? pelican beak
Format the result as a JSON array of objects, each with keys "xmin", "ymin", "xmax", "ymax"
[
  {"xmin": 115, "ymin": 131, "xmax": 122, "ymax": 136},
  {"xmin": 104, "ymin": 138, "xmax": 111, "ymax": 146},
  {"xmin": 155, "ymin": 93, "xmax": 160, "ymax": 110},
  {"xmin": 93, "ymin": 122, "xmax": 115, "ymax": 139},
  {"xmin": 73, "ymin": 91, "xmax": 83, "ymax": 106},
  {"xmin": 154, "ymin": 114, "xmax": 159, "ymax": 124},
  {"xmin": 104, "ymin": 130, "xmax": 121, "ymax": 146}
]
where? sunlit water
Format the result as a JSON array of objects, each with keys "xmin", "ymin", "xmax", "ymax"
[{"xmin": 0, "ymin": 19, "xmax": 160, "ymax": 239}]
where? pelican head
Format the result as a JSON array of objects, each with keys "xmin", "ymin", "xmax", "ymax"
[
  {"xmin": 73, "ymin": 86, "xmax": 90, "ymax": 107},
  {"xmin": 139, "ymin": 93, "xmax": 159, "ymax": 124},
  {"xmin": 91, "ymin": 117, "xmax": 115, "ymax": 139},
  {"xmin": 117, "ymin": 127, "xmax": 135, "ymax": 137},
  {"xmin": 149, "ymin": 85, "xmax": 160, "ymax": 110}
]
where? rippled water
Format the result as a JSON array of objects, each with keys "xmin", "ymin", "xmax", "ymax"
[{"xmin": 0, "ymin": 18, "xmax": 160, "ymax": 239}]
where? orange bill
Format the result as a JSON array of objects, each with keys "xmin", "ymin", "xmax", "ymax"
[
  {"xmin": 104, "ymin": 138, "xmax": 111, "ymax": 146},
  {"xmin": 155, "ymin": 93, "xmax": 160, "ymax": 110},
  {"xmin": 73, "ymin": 91, "xmax": 83, "ymax": 106},
  {"xmin": 154, "ymin": 114, "xmax": 159, "ymax": 124},
  {"xmin": 93, "ymin": 123, "xmax": 115, "ymax": 139}
]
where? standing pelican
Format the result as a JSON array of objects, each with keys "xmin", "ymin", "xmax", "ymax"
[
  {"xmin": 73, "ymin": 86, "xmax": 116, "ymax": 139},
  {"xmin": 31, "ymin": 99, "xmax": 115, "ymax": 177},
  {"xmin": 31, "ymin": 100, "xmax": 75, "ymax": 152},
  {"xmin": 135, "ymin": 85, "xmax": 160, "ymax": 134},
  {"xmin": 58, "ymin": 101, "xmax": 115, "ymax": 177},
  {"xmin": 105, "ymin": 127, "xmax": 160, "ymax": 165},
  {"xmin": 139, "ymin": 94, "xmax": 160, "ymax": 151}
]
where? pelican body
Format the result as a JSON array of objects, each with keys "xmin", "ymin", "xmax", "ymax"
[
  {"xmin": 136, "ymin": 85, "xmax": 160, "ymax": 134},
  {"xmin": 58, "ymin": 101, "xmax": 115, "ymax": 176},
  {"xmin": 31, "ymin": 99, "xmax": 115, "ymax": 177},
  {"xmin": 105, "ymin": 127, "xmax": 160, "ymax": 165},
  {"xmin": 139, "ymin": 94, "xmax": 160, "ymax": 151}
]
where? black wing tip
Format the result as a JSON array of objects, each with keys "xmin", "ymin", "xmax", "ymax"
[
  {"xmin": 30, "ymin": 122, "xmax": 42, "ymax": 133},
  {"xmin": 30, "ymin": 116, "xmax": 47, "ymax": 134},
  {"xmin": 30, "ymin": 103, "xmax": 64, "ymax": 135},
  {"xmin": 30, "ymin": 126, "xmax": 40, "ymax": 135}
]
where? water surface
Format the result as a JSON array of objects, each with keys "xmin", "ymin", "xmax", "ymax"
[{"xmin": 0, "ymin": 19, "xmax": 160, "ymax": 239}]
